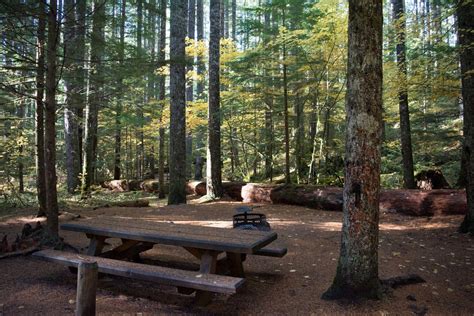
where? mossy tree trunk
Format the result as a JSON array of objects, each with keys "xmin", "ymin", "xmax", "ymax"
[{"xmin": 322, "ymin": 0, "xmax": 383, "ymax": 300}]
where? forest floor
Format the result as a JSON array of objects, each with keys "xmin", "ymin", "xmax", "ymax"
[{"xmin": 0, "ymin": 194, "xmax": 473, "ymax": 315}]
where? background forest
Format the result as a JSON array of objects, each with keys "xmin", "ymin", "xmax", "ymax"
[{"xmin": 0, "ymin": 0, "xmax": 463, "ymax": 206}]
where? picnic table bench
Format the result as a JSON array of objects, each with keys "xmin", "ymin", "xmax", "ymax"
[{"xmin": 33, "ymin": 216, "xmax": 286, "ymax": 306}]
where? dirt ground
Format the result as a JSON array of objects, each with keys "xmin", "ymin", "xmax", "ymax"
[{"xmin": 1, "ymin": 198, "xmax": 473, "ymax": 315}]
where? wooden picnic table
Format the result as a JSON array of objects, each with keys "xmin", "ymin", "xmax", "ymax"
[{"xmin": 60, "ymin": 216, "xmax": 280, "ymax": 304}]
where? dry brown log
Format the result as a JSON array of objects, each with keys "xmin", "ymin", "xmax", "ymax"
[
  {"xmin": 0, "ymin": 246, "xmax": 40, "ymax": 259},
  {"xmin": 186, "ymin": 181, "xmax": 206, "ymax": 195},
  {"xmin": 140, "ymin": 179, "xmax": 160, "ymax": 193},
  {"xmin": 128, "ymin": 180, "xmax": 142, "ymax": 191},
  {"xmin": 186, "ymin": 181, "xmax": 246, "ymax": 201},
  {"xmin": 381, "ymin": 274, "xmax": 426, "ymax": 289},
  {"xmin": 241, "ymin": 183, "xmax": 467, "ymax": 216},
  {"xmin": 102, "ymin": 180, "xmax": 128, "ymax": 192},
  {"xmin": 379, "ymin": 189, "xmax": 466, "ymax": 216}
]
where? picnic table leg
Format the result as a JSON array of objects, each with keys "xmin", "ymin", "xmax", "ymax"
[
  {"xmin": 76, "ymin": 261, "xmax": 98, "ymax": 316},
  {"xmin": 100, "ymin": 239, "xmax": 153, "ymax": 262},
  {"xmin": 86, "ymin": 235, "xmax": 106, "ymax": 256},
  {"xmin": 69, "ymin": 235, "xmax": 106, "ymax": 274},
  {"xmin": 226, "ymin": 252, "xmax": 245, "ymax": 278},
  {"xmin": 195, "ymin": 250, "xmax": 218, "ymax": 306}
]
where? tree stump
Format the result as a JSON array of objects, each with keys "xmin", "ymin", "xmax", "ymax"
[{"xmin": 415, "ymin": 169, "xmax": 451, "ymax": 190}]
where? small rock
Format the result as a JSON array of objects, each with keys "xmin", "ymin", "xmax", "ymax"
[
  {"xmin": 408, "ymin": 304, "xmax": 428, "ymax": 316},
  {"xmin": 406, "ymin": 294, "xmax": 417, "ymax": 301},
  {"xmin": 68, "ymin": 299, "xmax": 75, "ymax": 305}
]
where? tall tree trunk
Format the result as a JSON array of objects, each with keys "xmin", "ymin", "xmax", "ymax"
[
  {"xmin": 187, "ymin": 0, "xmax": 195, "ymax": 102},
  {"xmin": 458, "ymin": 0, "xmax": 474, "ymax": 233},
  {"xmin": 294, "ymin": 95, "xmax": 305, "ymax": 183},
  {"xmin": 114, "ymin": 0, "xmax": 126, "ymax": 180},
  {"xmin": 220, "ymin": 0, "xmax": 225, "ymax": 38},
  {"xmin": 75, "ymin": 0, "xmax": 87, "ymax": 170},
  {"xmin": 168, "ymin": 0, "xmax": 188, "ymax": 204},
  {"xmin": 392, "ymin": 0, "xmax": 416, "ymax": 189},
  {"xmin": 187, "ymin": 0, "xmax": 196, "ymax": 179},
  {"xmin": 35, "ymin": 0, "xmax": 47, "ymax": 217},
  {"xmin": 224, "ymin": 0, "xmax": 229, "ymax": 38},
  {"xmin": 17, "ymin": 98, "xmax": 25, "ymax": 193},
  {"xmin": 196, "ymin": 0, "xmax": 205, "ymax": 98},
  {"xmin": 147, "ymin": 0, "xmax": 157, "ymax": 177},
  {"xmin": 323, "ymin": 0, "xmax": 383, "ymax": 300},
  {"xmin": 82, "ymin": 0, "xmax": 106, "ymax": 196},
  {"xmin": 263, "ymin": 1, "xmax": 273, "ymax": 181},
  {"xmin": 44, "ymin": 0, "xmax": 59, "ymax": 235},
  {"xmin": 137, "ymin": 0, "xmax": 144, "ymax": 179},
  {"xmin": 206, "ymin": 0, "xmax": 223, "ymax": 198},
  {"xmin": 231, "ymin": 0, "xmax": 236, "ymax": 41},
  {"xmin": 282, "ymin": 39, "xmax": 290, "ymax": 183},
  {"xmin": 64, "ymin": 0, "xmax": 81, "ymax": 193},
  {"xmin": 158, "ymin": 0, "xmax": 167, "ymax": 199}
]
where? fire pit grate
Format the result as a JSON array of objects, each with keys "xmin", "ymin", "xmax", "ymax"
[{"xmin": 233, "ymin": 212, "xmax": 271, "ymax": 231}]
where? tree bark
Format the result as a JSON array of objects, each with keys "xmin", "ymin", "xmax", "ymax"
[
  {"xmin": 114, "ymin": 0, "xmax": 126, "ymax": 180},
  {"xmin": 187, "ymin": 0, "xmax": 196, "ymax": 102},
  {"xmin": 323, "ymin": 0, "xmax": 383, "ymax": 300},
  {"xmin": 231, "ymin": 0, "xmax": 236, "ymax": 41},
  {"xmin": 196, "ymin": 0, "xmax": 205, "ymax": 98},
  {"xmin": 187, "ymin": 0, "xmax": 196, "ymax": 179},
  {"xmin": 294, "ymin": 94, "xmax": 305, "ymax": 183},
  {"xmin": 75, "ymin": 0, "xmax": 87, "ymax": 171},
  {"xmin": 392, "ymin": 0, "xmax": 416, "ymax": 189},
  {"xmin": 137, "ymin": 0, "xmax": 144, "ymax": 179},
  {"xmin": 157, "ymin": 0, "xmax": 167, "ymax": 199},
  {"xmin": 82, "ymin": 0, "xmax": 106, "ymax": 196},
  {"xmin": 282, "ymin": 10, "xmax": 290, "ymax": 184},
  {"xmin": 206, "ymin": 0, "xmax": 223, "ymax": 199},
  {"xmin": 458, "ymin": 0, "xmax": 474, "ymax": 233},
  {"xmin": 168, "ymin": 0, "xmax": 188, "ymax": 204},
  {"xmin": 44, "ymin": 0, "xmax": 60, "ymax": 235},
  {"xmin": 35, "ymin": 0, "xmax": 47, "ymax": 217},
  {"xmin": 64, "ymin": 0, "xmax": 81, "ymax": 193}
]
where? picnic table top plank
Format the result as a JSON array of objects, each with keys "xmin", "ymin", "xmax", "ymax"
[
  {"xmin": 61, "ymin": 218, "xmax": 277, "ymax": 254},
  {"xmin": 92, "ymin": 216, "xmax": 272, "ymax": 241}
]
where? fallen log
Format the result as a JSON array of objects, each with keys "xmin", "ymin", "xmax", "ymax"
[
  {"xmin": 92, "ymin": 200, "xmax": 149, "ymax": 210},
  {"xmin": 379, "ymin": 189, "xmax": 466, "ymax": 216},
  {"xmin": 102, "ymin": 180, "xmax": 128, "ymax": 192},
  {"xmin": 241, "ymin": 183, "xmax": 467, "ymax": 216},
  {"xmin": 140, "ymin": 179, "xmax": 160, "ymax": 193},
  {"xmin": 0, "ymin": 246, "xmax": 40, "ymax": 260},
  {"xmin": 381, "ymin": 274, "xmax": 426, "ymax": 289},
  {"xmin": 186, "ymin": 181, "xmax": 207, "ymax": 196},
  {"xmin": 186, "ymin": 181, "xmax": 246, "ymax": 201}
]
